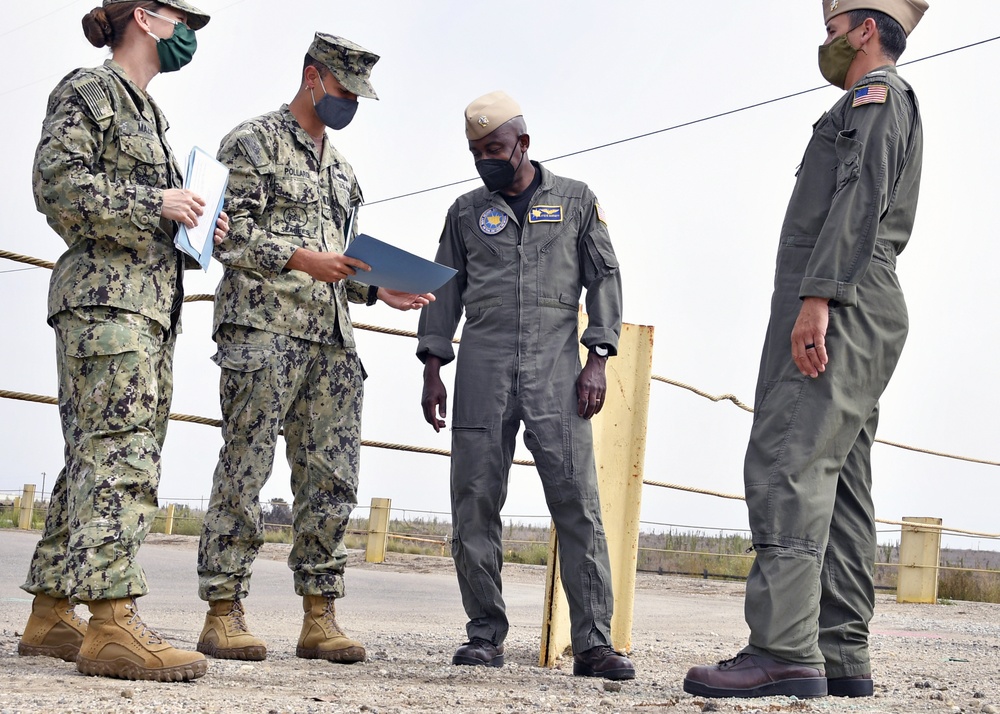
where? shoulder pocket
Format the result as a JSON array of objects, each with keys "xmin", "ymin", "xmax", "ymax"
[{"xmin": 835, "ymin": 129, "xmax": 863, "ymax": 193}]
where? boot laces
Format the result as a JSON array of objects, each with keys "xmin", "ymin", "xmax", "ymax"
[
  {"xmin": 63, "ymin": 604, "xmax": 87, "ymax": 627},
  {"xmin": 228, "ymin": 600, "xmax": 250, "ymax": 632},
  {"xmin": 320, "ymin": 598, "xmax": 346, "ymax": 636},
  {"xmin": 125, "ymin": 600, "xmax": 165, "ymax": 644}
]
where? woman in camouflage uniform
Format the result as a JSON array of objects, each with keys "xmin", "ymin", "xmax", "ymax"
[{"xmin": 17, "ymin": 0, "xmax": 226, "ymax": 683}]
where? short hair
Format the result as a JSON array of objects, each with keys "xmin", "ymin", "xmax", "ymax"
[
  {"xmin": 303, "ymin": 53, "xmax": 329, "ymax": 80},
  {"xmin": 849, "ymin": 9, "xmax": 907, "ymax": 61}
]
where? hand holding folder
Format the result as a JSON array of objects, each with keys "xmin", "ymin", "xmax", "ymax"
[{"xmin": 174, "ymin": 147, "xmax": 229, "ymax": 271}]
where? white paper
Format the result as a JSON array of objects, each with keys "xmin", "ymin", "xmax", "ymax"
[{"xmin": 174, "ymin": 146, "xmax": 229, "ymax": 271}]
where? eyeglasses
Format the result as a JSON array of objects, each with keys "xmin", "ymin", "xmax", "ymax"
[{"xmin": 143, "ymin": 8, "xmax": 190, "ymax": 30}]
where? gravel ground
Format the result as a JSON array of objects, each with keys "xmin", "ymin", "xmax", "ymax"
[{"xmin": 1, "ymin": 534, "xmax": 998, "ymax": 714}]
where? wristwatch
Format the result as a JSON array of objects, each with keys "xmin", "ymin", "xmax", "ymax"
[
  {"xmin": 591, "ymin": 344, "xmax": 610, "ymax": 358},
  {"xmin": 366, "ymin": 285, "xmax": 379, "ymax": 306}
]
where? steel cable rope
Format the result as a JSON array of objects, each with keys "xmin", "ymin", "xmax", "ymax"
[
  {"xmin": 361, "ymin": 35, "xmax": 1000, "ymax": 207},
  {"xmin": 2, "ymin": 249, "xmax": 998, "ymax": 468}
]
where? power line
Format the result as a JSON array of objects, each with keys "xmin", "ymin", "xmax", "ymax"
[
  {"xmin": 0, "ymin": 0, "xmax": 82, "ymax": 40},
  {"xmin": 364, "ymin": 34, "xmax": 1000, "ymax": 208}
]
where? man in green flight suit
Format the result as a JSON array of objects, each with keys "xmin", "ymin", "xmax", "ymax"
[
  {"xmin": 196, "ymin": 32, "xmax": 431, "ymax": 664},
  {"xmin": 684, "ymin": 0, "xmax": 927, "ymax": 699},
  {"xmin": 418, "ymin": 91, "xmax": 634, "ymax": 680}
]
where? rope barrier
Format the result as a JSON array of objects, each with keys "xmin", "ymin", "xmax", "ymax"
[
  {"xmin": 0, "ymin": 388, "xmax": 537, "ymax": 467},
  {"xmin": 1, "ymin": 247, "xmax": 997, "ymax": 466},
  {"xmin": 0, "ymin": 249, "xmax": 53, "ymax": 270},
  {"xmin": 641, "ymin": 476, "xmax": 1000, "ymax": 540}
]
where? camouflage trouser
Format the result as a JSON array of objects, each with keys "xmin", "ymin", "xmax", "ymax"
[
  {"xmin": 197, "ymin": 324, "xmax": 364, "ymax": 602},
  {"xmin": 22, "ymin": 306, "xmax": 175, "ymax": 603}
]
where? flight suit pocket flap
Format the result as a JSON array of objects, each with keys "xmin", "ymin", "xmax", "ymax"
[
  {"xmin": 539, "ymin": 294, "xmax": 579, "ymax": 310},
  {"xmin": 64, "ymin": 323, "xmax": 144, "ymax": 359},
  {"xmin": 466, "ymin": 296, "xmax": 502, "ymax": 315},
  {"xmin": 211, "ymin": 346, "xmax": 268, "ymax": 372}
]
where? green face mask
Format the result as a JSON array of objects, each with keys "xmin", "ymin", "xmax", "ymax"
[
  {"xmin": 818, "ymin": 24, "xmax": 863, "ymax": 89},
  {"xmin": 144, "ymin": 10, "xmax": 198, "ymax": 73}
]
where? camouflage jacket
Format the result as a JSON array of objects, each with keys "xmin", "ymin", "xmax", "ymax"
[
  {"xmin": 212, "ymin": 105, "xmax": 370, "ymax": 347},
  {"xmin": 33, "ymin": 60, "xmax": 188, "ymax": 330}
]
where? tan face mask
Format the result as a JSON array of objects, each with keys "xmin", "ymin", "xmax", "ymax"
[{"xmin": 818, "ymin": 24, "xmax": 864, "ymax": 89}]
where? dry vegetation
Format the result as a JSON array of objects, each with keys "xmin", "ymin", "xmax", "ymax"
[{"xmin": 3, "ymin": 498, "xmax": 999, "ymax": 603}]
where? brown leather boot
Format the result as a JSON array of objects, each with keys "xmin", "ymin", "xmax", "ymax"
[
  {"xmin": 197, "ymin": 599, "xmax": 267, "ymax": 661},
  {"xmin": 76, "ymin": 598, "xmax": 207, "ymax": 682},
  {"xmin": 296, "ymin": 594, "xmax": 365, "ymax": 663},
  {"xmin": 18, "ymin": 593, "xmax": 88, "ymax": 662}
]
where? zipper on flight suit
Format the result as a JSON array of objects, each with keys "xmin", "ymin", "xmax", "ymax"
[{"xmin": 513, "ymin": 215, "xmax": 524, "ymax": 396}]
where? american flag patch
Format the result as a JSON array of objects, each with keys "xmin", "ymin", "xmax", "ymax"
[{"xmin": 853, "ymin": 84, "xmax": 888, "ymax": 108}]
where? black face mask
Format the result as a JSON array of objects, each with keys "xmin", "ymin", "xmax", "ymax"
[{"xmin": 476, "ymin": 136, "xmax": 524, "ymax": 192}]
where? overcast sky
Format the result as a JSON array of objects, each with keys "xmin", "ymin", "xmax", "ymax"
[{"xmin": 1, "ymin": 1, "xmax": 998, "ymax": 551}]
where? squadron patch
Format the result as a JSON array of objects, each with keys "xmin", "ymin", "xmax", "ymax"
[
  {"xmin": 528, "ymin": 205, "xmax": 562, "ymax": 223},
  {"xmin": 479, "ymin": 207, "xmax": 508, "ymax": 235},
  {"xmin": 852, "ymin": 84, "xmax": 888, "ymax": 108},
  {"xmin": 595, "ymin": 203, "xmax": 608, "ymax": 224}
]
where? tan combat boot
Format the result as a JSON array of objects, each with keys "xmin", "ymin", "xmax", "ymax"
[
  {"xmin": 18, "ymin": 593, "xmax": 88, "ymax": 662},
  {"xmin": 76, "ymin": 597, "xmax": 207, "ymax": 682},
  {"xmin": 296, "ymin": 594, "xmax": 365, "ymax": 663},
  {"xmin": 197, "ymin": 599, "xmax": 267, "ymax": 661}
]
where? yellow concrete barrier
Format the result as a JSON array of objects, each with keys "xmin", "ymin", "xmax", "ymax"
[
  {"xmin": 540, "ymin": 320, "xmax": 654, "ymax": 666},
  {"xmin": 897, "ymin": 516, "xmax": 942, "ymax": 603}
]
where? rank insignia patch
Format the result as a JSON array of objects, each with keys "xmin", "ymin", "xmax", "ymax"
[
  {"xmin": 479, "ymin": 207, "xmax": 508, "ymax": 235},
  {"xmin": 853, "ymin": 84, "xmax": 888, "ymax": 108},
  {"xmin": 528, "ymin": 205, "xmax": 563, "ymax": 223},
  {"xmin": 595, "ymin": 203, "xmax": 608, "ymax": 224}
]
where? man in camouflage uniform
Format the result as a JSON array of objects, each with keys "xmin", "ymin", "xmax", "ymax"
[
  {"xmin": 417, "ymin": 92, "xmax": 634, "ymax": 680},
  {"xmin": 20, "ymin": 0, "xmax": 221, "ymax": 683},
  {"xmin": 196, "ymin": 32, "xmax": 431, "ymax": 663},
  {"xmin": 684, "ymin": 0, "xmax": 927, "ymax": 699}
]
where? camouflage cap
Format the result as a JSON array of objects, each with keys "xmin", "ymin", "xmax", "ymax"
[
  {"xmin": 823, "ymin": 0, "xmax": 928, "ymax": 36},
  {"xmin": 465, "ymin": 91, "xmax": 522, "ymax": 141},
  {"xmin": 307, "ymin": 33, "xmax": 380, "ymax": 100},
  {"xmin": 103, "ymin": 0, "xmax": 211, "ymax": 31}
]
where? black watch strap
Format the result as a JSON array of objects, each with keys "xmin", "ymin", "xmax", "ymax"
[{"xmin": 366, "ymin": 285, "xmax": 379, "ymax": 306}]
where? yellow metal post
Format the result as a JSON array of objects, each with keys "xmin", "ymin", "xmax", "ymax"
[
  {"xmin": 540, "ymin": 320, "xmax": 654, "ymax": 666},
  {"xmin": 164, "ymin": 503, "xmax": 176, "ymax": 535},
  {"xmin": 18, "ymin": 484, "xmax": 36, "ymax": 530},
  {"xmin": 897, "ymin": 516, "xmax": 942, "ymax": 604},
  {"xmin": 366, "ymin": 497, "xmax": 392, "ymax": 564}
]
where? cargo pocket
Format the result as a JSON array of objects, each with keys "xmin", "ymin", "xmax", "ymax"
[
  {"xmin": 61, "ymin": 320, "xmax": 153, "ymax": 433},
  {"xmin": 211, "ymin": 345, "xmax": 270, "ymax": 427}
]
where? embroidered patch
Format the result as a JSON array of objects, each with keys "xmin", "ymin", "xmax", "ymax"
[
  {"xmin": 528, "ymin": 205, "xmax": 562, "ymax": 223},
  {"xmin": 853, "ymin": 84, "xmax": 888, "ymax": 108},
  {"xmin": 479, "ymin": 207, "xmax": 508, "ymax": 235},
  {"xmin": 595, "ymin": 203, "xmax": 608, "ymax": 224}
]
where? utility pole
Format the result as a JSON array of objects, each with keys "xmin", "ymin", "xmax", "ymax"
[{"xmin": 40, "ymin": 472, "xmax": 46, "ymax": 503}]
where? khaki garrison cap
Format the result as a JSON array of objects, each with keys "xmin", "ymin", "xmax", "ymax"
[
  {"xmin": 465, "ymin": 91, "xmax": 522, "ymax": 141},
  {"xmin": 103, "ymin": 0, "xmax": 210, "ymax": 30},
  {"xmin": 823, "ymin": 0, "xmax": 928, "ymax": 36},
  {"xmin": 307, "ymin": 33, "xmax": 380, "ymax": 100}
]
